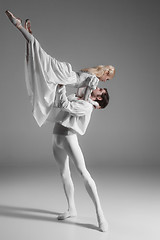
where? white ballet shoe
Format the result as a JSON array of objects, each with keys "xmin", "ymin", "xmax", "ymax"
[
  {"xmin": 57, "ymin": 210, "xmax": 77, "ymax": 220},
  {"xmin": 5, "ymin": 10, "xmax": 22, "ymax": 28},
  {"xmin": 99, "ymin": 220, "xmax": 109, "ymax": 232}
]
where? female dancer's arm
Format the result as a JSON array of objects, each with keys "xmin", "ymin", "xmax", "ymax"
[{"xmin": 76, "ymin": 74, "xmax": 99, "ymax": 100}]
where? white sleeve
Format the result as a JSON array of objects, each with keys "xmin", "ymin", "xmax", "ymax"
[
  {"xmin": 57, "ymin": 86, "xmax": 92, "ymax": 116},
  {"xmin": 86, "ymin": 75, "xmax": 99, "ymax": 90},
  {"xmin": 74, "ymin": 72, "xmax": 99, "ymax": 89}
]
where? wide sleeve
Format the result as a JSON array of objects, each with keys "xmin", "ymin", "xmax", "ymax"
[{"xmin": 57, "ymin": 86, "xmax": 93, "ymax": 116}]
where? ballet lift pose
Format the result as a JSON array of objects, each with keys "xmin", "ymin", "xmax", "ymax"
[
  {"xmin": 5, "ymin": 10, "xmax": 115, "ymax": 126},
  {"xmin": 5, "ymin": 10, "xmax": 114, "ymax": 232}
]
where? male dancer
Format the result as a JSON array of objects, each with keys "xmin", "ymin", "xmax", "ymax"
[{"xmin": 52, "ymin": 85, "xmax": 109, "ymax": 232}]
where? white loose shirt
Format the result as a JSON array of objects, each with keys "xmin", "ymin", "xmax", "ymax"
[{"xmin": 54, "ymin": 86, "xmax": 94, "ymax": 135}]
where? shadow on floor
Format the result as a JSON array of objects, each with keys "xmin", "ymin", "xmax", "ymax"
[{"xmin": 0, "ymin": 205, "xmax": 99, "ymax": 231}]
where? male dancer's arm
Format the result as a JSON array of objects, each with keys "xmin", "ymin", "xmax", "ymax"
[{"xmin": 57, "ymin": 85, "xmax": 93, "ymax": 116}]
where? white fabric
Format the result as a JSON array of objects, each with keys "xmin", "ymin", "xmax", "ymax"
[
  {"xmin": 73, "ymin": 71, "xmax": 99, "ymax": 89},
  {"xmin": 55, "ymin": 86, "xmax": 93, "ymax": 135},
  {"xmin": 24, "ymin": 37, "xmax": 98, "ymax": 127}
]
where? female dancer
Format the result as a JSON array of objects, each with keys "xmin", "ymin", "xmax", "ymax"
[
  {"xmin": 52, "ymin": 84, "xmax": 110, "ymax": 232},
  {"xmin": 5, "ymin": 10, "xmax": 115, "ymax": 127}
]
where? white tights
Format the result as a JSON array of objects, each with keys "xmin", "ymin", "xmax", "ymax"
[
  {"xmin": 52, "ymin": 133, "xmax": 108, "ymax": 231},
  {"xmin": 5, "ymin": 12, "xmax": 34, "ymax": 62}
]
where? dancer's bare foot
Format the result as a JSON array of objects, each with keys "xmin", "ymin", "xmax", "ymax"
[
  {"xmin": 5, "ymin": 10, "xmax": 22, "ymax": 28},
  {"xmin": 25, "ymin": 19, "xmax": 32, "ymax": 34},
  {"xmin": 57, "ymin": 209, "xmax": 77, "ymax": 220}
]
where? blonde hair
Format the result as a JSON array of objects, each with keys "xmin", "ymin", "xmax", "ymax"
[{"xmin": 81, "ymin": 65, "xmax": 115, "ymax": 79}]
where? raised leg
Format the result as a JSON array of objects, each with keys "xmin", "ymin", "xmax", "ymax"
[
  {"xmin": 5, "ymin": 10, "xmax": 34, "ymax": 43},
  {"xmin": 52, "ymin": 135, "xmax": 77, "ymax": 220},
  {"xmin": 25, "ymin": 19, "xmax": 32, "ymax": 34},
  {"xmin": 63, "ymin": 134, "xmax": 108, "ymax": 232},
  {"xmin": 24, "ymin": 19, "xmax": 32, "ymax": 62}
]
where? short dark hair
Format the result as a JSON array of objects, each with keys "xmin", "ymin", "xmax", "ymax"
[{"xmin": 95, "ymin": 88, "xmax": 109, "ymax": 109}]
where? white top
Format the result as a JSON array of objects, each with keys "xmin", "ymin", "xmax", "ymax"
[
  {"xmin": 25, "ymin": 37, "xmax": 99, "ymax": 127},
  {"xmin": 54, "ymin": 86, "xmax": 94, "ymax": 135}
]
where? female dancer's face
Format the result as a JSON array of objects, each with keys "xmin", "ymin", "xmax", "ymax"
[{"xmin": 99, "ymin": 70, "xmax": 113, "ymax": 82}]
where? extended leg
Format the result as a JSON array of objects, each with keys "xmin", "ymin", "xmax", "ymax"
[
  {"xmin": 24, "ymin": 19, "xmax": 32, "ymax": 62},
  {"xmin": 63, "ymin": 134, "xmax": 108, "ymax": 232},
  {"xmin": 52, "ymin": 135, "xmax": 77, "ymax": 220},
  {"xmin": 5, "ymin": 10, "xmax": 34, "ymax": 43},
  {"xmin": 5, "ymin": 10, "xmax": 76, "ymax": 87}
]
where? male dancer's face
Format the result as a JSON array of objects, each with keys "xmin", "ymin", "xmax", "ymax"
[{"xmin": 91, "ymin": 88, "xmax": 106, "ymax": 99}]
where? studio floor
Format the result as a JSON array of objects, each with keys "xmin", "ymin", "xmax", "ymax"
[{"xmin": 0, "ymin": 165, "xmax": 159, "ymax": 240}]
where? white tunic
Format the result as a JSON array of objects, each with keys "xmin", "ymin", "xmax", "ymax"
[
  {"xmin": 25, "ymin": 37, "xmax": 99, "ymax": 127},
  {"xmin": 54, "ymin": 86, "xmax": 94, "ymax": 135}
]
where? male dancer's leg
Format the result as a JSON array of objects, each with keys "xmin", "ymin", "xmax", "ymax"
[
  {"xmin": 52, "ymin": 134, "xmax": 77, "ymax": 220},
  {"xmin": 62, "ymin": 134, "xmax": 108, "ymax": 232}
]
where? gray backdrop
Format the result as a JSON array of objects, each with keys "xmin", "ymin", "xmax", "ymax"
[{"xmin": 0, "ymin": 0, "xmax": 160, "ymax": 167}]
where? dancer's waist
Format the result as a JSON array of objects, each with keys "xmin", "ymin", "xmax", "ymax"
[{"xmin": 53, "ymin": 122, "xmax": 76, "ymax": 135}]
